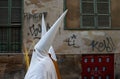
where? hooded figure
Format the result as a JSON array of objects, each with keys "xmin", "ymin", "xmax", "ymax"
[
  {"xmin": 24, "ymin": 10, "xmax": 68, "ymax": 79},
  {"xmin": 41, "ymin": 14, "xmax": 57, "ymax": 61},
  {"xmin": 41, "ymin": 14, "xmax": 61, "ymax": 79}
]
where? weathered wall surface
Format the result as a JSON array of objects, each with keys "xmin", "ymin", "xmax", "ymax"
[
  {"xmin": 23, "ymin": 0, "xmax": 120, "ymax": 79},
  {"xmin": 0, "ymin": 54, "xmax": 25, "ymax": 79},
  {"xmin": 23, "ymin": 0, "xmax": 120, "ymax": 54},
  {"xmin": 23, "ymin": 0, "xmax": 63, "ymax": 53}
]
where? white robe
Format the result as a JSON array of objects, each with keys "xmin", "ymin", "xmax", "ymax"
[{"xmin": 24, "ymin": 48, "xmax": 57, "ymax": 79}]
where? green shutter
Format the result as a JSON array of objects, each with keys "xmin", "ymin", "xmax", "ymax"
[{"xmin": 0, "ymin": 0, "xmax": 22, "ymax": 53}]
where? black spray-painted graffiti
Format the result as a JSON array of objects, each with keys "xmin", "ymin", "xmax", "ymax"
[
  {"xmin": 64, "ymin": 34, "xmax": 80, "ymax": 48},
  {"xmin": 89, "ymin": 36, "xmax": 116, "ymax": 52},
  {"xmin": 28, "ymin": 23, "xmax": 50, "ymax": 39},
  {"xmin": 25, "ymin": 12, "xmax": 51, "ymax": 40},
  {"xmin": 28, "ymin": 24, "xmax": 41, "ymax": 39},
  {"xmin": 24, "ymin": 12, "xmax": 47, "ymax": 23}
]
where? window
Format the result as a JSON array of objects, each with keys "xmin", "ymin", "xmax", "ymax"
[
  {"xmin": 106, "ymin": 58, "xmax": 110, "ymax": 62},
  {"xmin": 91, "ymin": 58, "xmax": 94, "ymax": 62},
  {"xmin": 106, "ymin": 75, "xmax": 110, "ymax": 79},
  {"xmin": 64, "ymin": 0, "xmax": 120, "ymax": 30},
  {"xmin": 0, "ymin": 0, "xmax": 22, "ymax": 53},
  {"xmin": 91, "ymin": 76, "xmax": 94, "ymax": 79},
  {"xmin": 95, "ymin": 67, "xmax": 98, "ymax": 71},
  {"xmin": 80, "ymin": 0, "xmax": 111, "ymax": 29},
  {"xmin": 102, "ymin": 66, "xmax": 106, "ymax": 71},
  {"xmin": 87, "ymin": 67, "xmax": 90, "ymax": 72},
  {"xmin": 98, "ymin": 76, "xmax": 102, "ymax": 79},
  {"xmin": 98, "ymin": 58, "xmax": 102, "ymax": 62},
  {"xmin": 84, "ymin": 76, "xmax": 87, "ymax": 79},
  {"xmin": 84, "ymin": 58, "xmax": 88, "ymax": 63}
]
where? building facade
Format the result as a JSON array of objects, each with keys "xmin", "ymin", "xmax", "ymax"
[{"xmin": 0, "ymin": 0, "xmax": 120, "ymax": 79}]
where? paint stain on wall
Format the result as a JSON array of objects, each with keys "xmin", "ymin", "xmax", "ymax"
[
  {"xmin": 32, "ymin": 9, "xmax": 37, "ymax": 14},
  {"xmin": 25, "ymin": 0, "xmax": 44, "ymax": 8},
  {"xmin": 41, "ymin": 0, "xmax": 53, "ymax": 3},
  {"xmin": 25, "ymin": 1, "xmax": 31, "ymax": 6},
  {"xmin": 26, "ymin": 0, "xmax": 53, "ymax": 8},
  {"xmin": 30, "ymin": 0, "xmax": 39, "ymax": 4},
  {"xmin": 30, "ymin": 0, "xmax": 44, "ymax": 8}
]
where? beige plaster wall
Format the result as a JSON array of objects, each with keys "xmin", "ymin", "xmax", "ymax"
[{"xmin": 23, "ymin": 0, "xmax": 120, "ymax": 54}]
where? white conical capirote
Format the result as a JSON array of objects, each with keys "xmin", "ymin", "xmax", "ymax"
[
  {"xmin": 41, "ymin": 14, "xmax": 47, "ymax": 37},
  {"xmin": 35, "ymin": 10, "xmax": 68, "ymax": 56},
  {"xmin": 41, "ymin": 14, "xmax": 57, "ymax": 61}
]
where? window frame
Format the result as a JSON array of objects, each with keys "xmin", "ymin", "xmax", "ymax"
[
  {"xmin": 0, "ymin": 0, "xmax": 23, "ymax": 53},
  {"xmin": 64, "ymin": 0, "xmax": 113, "ymax": 30},
  {"xmin": 80, "ymin": 0, "xmax": 111, "ymax": 29}
]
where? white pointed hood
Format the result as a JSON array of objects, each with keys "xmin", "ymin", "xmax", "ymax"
[
  {"xmin": 24, "ymin": 10, "xmax": 68, "ymax": 79},
  {"xmin": 41, "ymin": 14, "xmax": 57, "ymax": 61},
  {"xmin": 41, "ymin": 14, "xmax": 47, "ymax": 37},
  {"xmin": 34, "ymin": 10, "xmax": 68, "ymax": 57}
]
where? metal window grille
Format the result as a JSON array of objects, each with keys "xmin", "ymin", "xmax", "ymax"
[
  {"xmin": 0, "ymin": 0, "xmax": 22, "ymax": 53},
  {"xmin": 80, "ymin": 0, "xmax": 111, "ymax": 29}
]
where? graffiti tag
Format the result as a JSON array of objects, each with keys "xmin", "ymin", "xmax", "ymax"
[
  {"xmin": 28, "ymin": 23, "xmax": 50, "ymax": 40},
  {"xmin": 24, "ymin": 12, "xmax": 47, "ymax": 23},
  {"xmin": 89, "ymin": 36, "xmax": 115, "ymax": 52},
  {"xmin": 64, "ymin": 34, "xmax": 80, "ymax": 48}
]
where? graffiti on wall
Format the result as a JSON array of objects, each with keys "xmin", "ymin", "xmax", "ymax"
[
  {"xmin": 24, "ymin": 12, "xmax": 116, "ymax": 53},
  {"xmin": 24, "ymin": 12, "xmax": 47, "ymax": 23},
  {"xmin": 24, "ymin": 12, "xmax": 50, "ymax": 52},
  {"xmin": 89, "ymin": 34, "xmax": 116, "ymax": 52},
  {"xmin": 27, "ymin": 23, "xmax": 50, "ymax": 40},
  {"xmin": 64, "ymin": 33, "xmax": 116, "ymax": 53},
  {"xmin": 28, "ymin": 24, "xmax": 41, "ymax": 39},
  {"xmin": 24, "ymin": 12, "xmax": 50, "ymax": 40},
  {"xmin": 64, "ymin": 34, "xmax": 80, "ymax": 48}
]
